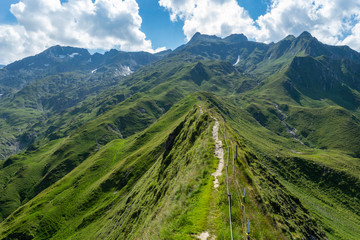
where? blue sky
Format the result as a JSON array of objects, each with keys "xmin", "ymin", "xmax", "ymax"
[
  {"xmin": 137, "ymin": 0, "xmax": 270, "ymax": 50},
  {"xmin": 0, "ymin": 1, "xmax": 17, "ymax": 24},
  {"xmin": 0, "ymin": 0, "xmax": 359, "ymax": 64},
  {"xmin": 137, "ymin": 1, "xmax": 185, "ymax": 51}
]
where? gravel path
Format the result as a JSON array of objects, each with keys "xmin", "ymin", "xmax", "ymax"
[
  {"xmin": 211, "ymin": 117, "xmax": 224, "ymax": 189},
  {"xmin": 196, "ymin": 232, "xmax": 210, "ymax": 240}
]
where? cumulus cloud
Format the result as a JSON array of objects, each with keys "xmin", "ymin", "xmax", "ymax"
[
  {"xmin": 159, "ymin": 0, "xmax": 360, "ymax": 51},
  {"xmin": 340, "ymin": 16, "xmax": 360, "ymax": 51},
  {"xmin": 0, "ymin": 0, "xmax": 161, "ymax": 64},
  {"xmin": 159, "ymin": 0, "xmax": 259, "ymax": 40},
  {"xmin": 256, "ymin": 0, "xmax": 360, "ymax": 45}
]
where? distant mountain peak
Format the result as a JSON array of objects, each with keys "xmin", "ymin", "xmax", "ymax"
[
  {"xmin": 298, "ymin": 31, "xmax": 313, "ymax": 39},
  {"xmin": 283, "ymin": 35, "xmax": 296, "ymax": 41},
  {"xmin": 188, "ymin": 32, "xmax": 221, "ymax": 44},
  {"xmin": 224, "ymin": 34, "xmax": 248, "ymax": 43},
  {"xmin": 41, "ymin": 45, "xmax": 91, "ymax": 59},
  {"xmin": 103, "ymin": 49, "xmax": 121, "ymax": 58},
  {"xmin": 192, "ymin": 32, "xmax": 202, "ymax": 38}
]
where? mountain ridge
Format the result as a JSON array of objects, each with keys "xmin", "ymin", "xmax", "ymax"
[{"xmin": 0, "ymin": 31, "xmax": 359, "ymax": 239}]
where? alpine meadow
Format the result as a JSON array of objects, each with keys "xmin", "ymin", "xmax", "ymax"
[{"xmin": 0, "ymin": 30, "xmax": 359, "ymax": 240}]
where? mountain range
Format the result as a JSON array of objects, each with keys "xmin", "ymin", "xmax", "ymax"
[{"xmin": 0, "ymin": 31, "xmax": 359, "ymax": 239}]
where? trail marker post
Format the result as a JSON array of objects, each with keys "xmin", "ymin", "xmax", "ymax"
[
  {"xmin": 233, "ymin": 146, "xmax": 235, "ymax": 176},
  {"xmin": 226, "ymin": 165, "xmax": 229, "ymax": 194},
  {"xmin": 228, "ymin": 193, "xmax": 233, "ymax": 240}
]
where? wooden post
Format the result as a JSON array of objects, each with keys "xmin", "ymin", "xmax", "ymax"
[
  {"xmin": 226, "ymin": 146, "xmax": 229, "ymax": 195},
  {"xmin": 226, "ymin": 165, "xmax": 229, "ymax": 194},
  {"xmin": 227, "ymin": 146, "xmax": 230, "ymax": 166},
  {"xmin": 228, "ymin": 193, "xmax": 233, "ymax": 240},
  {"xmin": 236, "ymin": 145, "xmax": 238, "ymax": 159},
  {"xmin": 233, "ymin": 145, "xmax": 236, "ymax": 176},
  {"xmin": 243, "ymin": 187, "xmax": 246, "ymax": 204}
]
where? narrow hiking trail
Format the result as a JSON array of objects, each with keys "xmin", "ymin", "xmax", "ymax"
[
  {"xmin": 211, "ymin": 116, "xmax": 224, "ymax": 189},
  {"xmin": 199, "ymin": 106, "xmax": 204, "ymax": 114},
  {"xmin": 197, "ymin": 116, "xmax": 224, "ymax": 240},
  {"xmin": 196, "ymin": 231, "xmax": 210, "ymax": 240}
]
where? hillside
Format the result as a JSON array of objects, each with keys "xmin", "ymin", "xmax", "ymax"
[
  {"xmin": 0, "ymin": 32, "xmax": 359, "ymax": 239},
  {"xmin": 0, "ymin": 47, "xmax": 166, "ymax": 160}
]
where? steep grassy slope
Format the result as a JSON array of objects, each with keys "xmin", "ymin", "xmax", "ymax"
[
  {"xmin": 0, "ymin": 94, "xmax": 329, "ymax": 239},
  {"xmin": 242, "ymin": 96, "xmax": 360, "ymax": 156},
  {"xmin": 286, "ymin": 56, "xmax": 360, "ymax": 110},
  {"xmin": 0, "ymin": 47, "xmax": 162, "ymax": 160},
  {"xmin": 208, "ymin": 94, "xmax": 360, "ymax": 240},
  {"xmin": 0, "ymin": 84, "xmax": 186, "ymax": 221},
  {"xmin": 235, "ymin": 53, "xmax": 360, "ymax": 157},
  {"xmin": 0, "ymin": 71, "xmax": 117, "ymax": 159},
  {"xmin": 1, "ymin": 91, "xmax": 359, "ymax": 239},
  {"xmin": 3, "ymin": 30, "xmax": 360, "ymax": 160},
  {"xmin": 0, "ymin": 56, "xmax": 255, "ymax": 221},
  {"xmin": 0, "ymin": 94, "xmax": 200, "ymax": 239},
  {"xmin": 233, "ymin": 75, "xmax": 360, "ymax": 237},
  {"xmin": 0, "ymin": 52, "xmax": 253, "ymax": 160}
]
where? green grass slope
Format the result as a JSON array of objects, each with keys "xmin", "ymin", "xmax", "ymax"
[
  {"xmin": 0, "ymin": 93, "xmax": 333, "ymax": 239},
  {"xmin": 0, "ymin": 85, "xmax": 186, "ymax": 222},
  {"xmin": 0, "ymin": 56, "xmax": 255, "ymax": 222},
  {"xmin": 207, "ymin": 93, "xmax": 360, "ymax": 239},
  {"xmin": 0, "ymin": 94, "xmax": 200, "ymax": 239}
]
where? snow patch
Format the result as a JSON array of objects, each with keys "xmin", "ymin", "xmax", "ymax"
[
  {"xmin": 91, "ymin": 68, "xmax": 97, "ymax": 74},
  {"xmin": 69, "ymin": 52, "xmax": 79, "ymax": 58},
  {"xmin": 56, "ymin": 53, "xmax": 79, "ymax": 59},
  {"xmin": 233, "ymin": 55, "xmax": 240, "ymax": 66},
  {"xmin": 114, "ymin": 65, "xmax": 133, "ymax": 77}
]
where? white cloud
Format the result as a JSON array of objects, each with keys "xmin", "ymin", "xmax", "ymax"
[
  {"xmin": 159, "ymin": 0, "xmax": 259, "ymax": 41},
  {"xmin": 159, "ymin": 0, "xmax": 360, "ymax": 51},
  {"xmin": 256, "ymin": 0, "xmax": 360, "ymax": 46},
  {"xmin": 342, "ymin": 20, "xmax": 360, "ymax": 51},
  {"xmin": 0, "ymin": 0, "xmax": 160, "ymax": 64}
]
